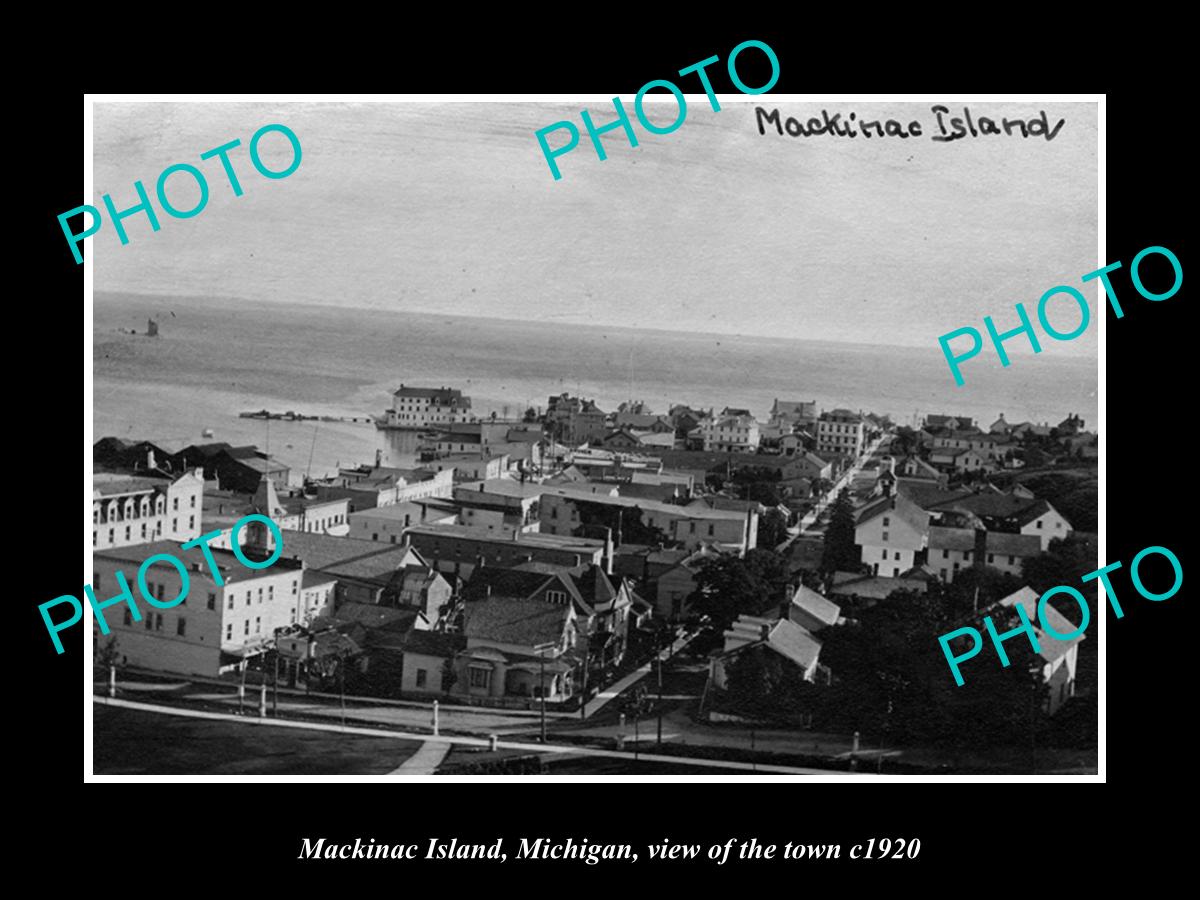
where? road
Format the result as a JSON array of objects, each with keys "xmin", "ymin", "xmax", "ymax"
[{"xmin": 796, "ymin": 433, "xmax": 890, "ymax": 534}]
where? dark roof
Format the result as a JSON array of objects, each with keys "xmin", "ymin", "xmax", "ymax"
[
  {"xmin": 895, "ymin": 479, "xmax": 973, "ymax": 511},
  {"xmin": 928, "ymin": 526, "xmax": 976, "ymax": 552},
  {"xmin": 984, "ymin": 532, "xmax": 1042, "ymax": 556},
  {"xmin": 272, "ymin": 531, "xmax": 398, "ymax": 572},
  {"xmin": 403, "ymin": 630, "xmax": 467, "ymax": 657},
  {"xmin": 463, "ymin": 567, "xmax": 558, "ymax": 601},
  {"xmin": 463, "ymin": 597, "xmax": 570, "ymax": 646}
]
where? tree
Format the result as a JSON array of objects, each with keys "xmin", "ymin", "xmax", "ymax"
[
  {"xmin": 688, "ymin": 549, "xmax": 788, "ymax": 630},
  {"xmin": 757, "ymin": 508, "xmax": 789, "ymax": 550},
  {"xmin": 98, "ymin": 636, "xmax": 120, "ymax": 668},
  {"xmin": 820, "ymin": 490, "xmax": 860, "ymax": 574},
  {"xmin": 441, "ymin": 658, "xmax": 458, "ymax": 694},
  {"xmin": 523, "ymin": 407, "xmax": 539, "ymax": 423}
]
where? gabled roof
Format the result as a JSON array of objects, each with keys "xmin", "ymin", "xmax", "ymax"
[
  {"xmin": 928, "ymin": 525, "xmax": 977, "ymax": 552},
  {"xmin": 997, "ymin": 587, "xmax": 1084, "ymax": 663},
  {"xmin": 855, "ymin": 493, "xmax": 929, "ymax": 532},
  {"xmin": 895, "ymin": 479, "xmax": 972, "ymax": 511},
  {"xmin": 463, "ymin": 597, "xmax": 571, "ymax": 647},
  {"xmin": 790, "ymin": 585, "xmax": 841, "ymax": 627},
  {"xmin": 723, "ymin": 616, "xmax": 822, "ymax": 671}
]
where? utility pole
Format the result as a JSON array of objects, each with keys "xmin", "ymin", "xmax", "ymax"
[
  {"xmin": 539, "ymin": 650, "xmax": 547, "ymax": 742},
  {"xmin": 656, "ymin": 629, "xmax": 664, "ymax": 747},
  {"xmin": 340, "ymin": 652, "xmax": 346, "ymax": 727},
  {"xmin": 272, "ymin": 648, "xmax": 279, "ymax": 716}
]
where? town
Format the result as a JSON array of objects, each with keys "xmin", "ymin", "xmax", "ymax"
[{"xmin": 92, "ymin": 384, "xmax": 1100, "ymax": 774}]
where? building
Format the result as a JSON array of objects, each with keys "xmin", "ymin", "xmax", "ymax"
[
  {"xmin": 402, "ymin": 523, "xmax": 607, "ymax": 581},
  {"xmin": 787, "ymin": 585, "xmax": 841, "ymax": 633},
  {"xmin": 452, "ymin": 478, "xmax": 544, "ymax": 535},
  {"xmin": 769, "ymin": 399, "xmax": 818, "ymax": 431},
  {"xmin": 539, "ymin": 488, "xmax": 757, "ymax": 553},
  {"xmin": 701, "ymin": 412, "xmax": 760, "ymax": 453},
  {"xmin": 91, "ymin": 539, "xmax": 305, "ymax": 676},
  {"xmin": 981, "ymin": 532, "xmax": 1043, "ymax": 579},
  {"xmin": 997, "ymin": 587, "xmax": 1083, "ymax": 714},
  {"xmin": 546, "ymin": 394, "xmax": 608, "ymax": 446},
  {"xmin": 930, "ymin": 493, "xmax": 1072, "ymax": 550},
  {"xmin": 348, "ymin": 500, "xmax": 458, "ymax": 544},
  {"xmin": 923, "ymin": 414, "xmax": 976, "ymax": 431},
  {"xmin": 314, "ymin": 465, "xmax": 454, "ymax": 511},
  {"xmin": 93, "ymin": 470, "xmax": 205, "ymax": 550},
  {"xmin": 827, "ymin": 571, "xmax": 929, "ymax": 601},
  {"xmin": 201, "ymin": 478, "xmax": 350, "ymax": 549},
  {"xmin": 380, "ymin": 385, "xmax": 473, "ymax": 429},
  {"xmin": 654, "ymin": 544, "xmax": 724, "ymax": 619},
  {"xmin": 173, "ymin": 444, "xmax": 290, "ymax": 493},
  {"xmin": 454, "ymin": 592, "xmax": 584, "ymax": 703},
  {"xmin": 928, "ymin": 526, "xmax": 977, "ymax": 583},
  {"xmin": 816, "ymin": 409, "xmax": 865, "ymax": 458},
  {"xmin": 709, "ymin": 615, "xmax": 825, "ymax": 690},
  {"xmin": 855, "ymin": 493, "xmax": 931, "ymax": 578}
]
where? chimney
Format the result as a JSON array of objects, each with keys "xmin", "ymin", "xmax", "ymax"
[
  {"xmin": 604, "ymin": 527, "xmax": 614, "ymax": 576},
  {"xmin": 147, "ymin": 448, "xmax": 156, "ymax": 470},
  {"xmin": 760, "ymin": 622, "xmax": 772, "ymax": 640}
]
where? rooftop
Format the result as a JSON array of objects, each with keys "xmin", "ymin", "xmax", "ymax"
[{"xmin": 404, "ymin": 523, "xmax": 605, "ymax": 552}]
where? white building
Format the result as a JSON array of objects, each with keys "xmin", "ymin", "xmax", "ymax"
[
  {"xmin": 816, "ymin": 409, "xmax": 865, "ymax": 458},
  {"xmin": 91, "ymin": 538, "xmax": 306, "ymax": 677},
  {"xmin": 702, "ymin": 412, "xmax": 760, "ymax": 453},
  {"xmin": 855, "ymin": 493, "xmax": 930, "ymax": 578},
  {"xmin": 381, "ymin": 384, "xmax": 473, "ymax": 428},
  {"xmin": 93, "ymin": 470, "xmax": 205, "ymax": 551}
]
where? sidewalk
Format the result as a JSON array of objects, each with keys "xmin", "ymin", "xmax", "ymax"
[{"xmin": 391, "ymin": 741, "xmax": 451, "ymax": 775}]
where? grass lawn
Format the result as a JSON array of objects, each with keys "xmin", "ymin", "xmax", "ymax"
[{"xmin": 93, "ymin": 705, "xmax": 422, "ymax": 775}]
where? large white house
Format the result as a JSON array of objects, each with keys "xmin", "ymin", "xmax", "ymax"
[
  {"xmin": 380, "ymin": 385, "xmax": 473, "ymax": 429},
  {"xmin": 855, "ymin": 493, "xmax": 930, "ymax": 578},
  {"xmin": 702, "ymin": 412, "xmax": 760, "ymax": 453},
  {"xmin": 816, "ymin": 409, "xmax": 865, "ymax": 458}
]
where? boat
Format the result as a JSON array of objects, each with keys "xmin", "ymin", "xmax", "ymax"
[{"xmin": 201, "ymin": 428, "xmax": 214, "ymax": 438}]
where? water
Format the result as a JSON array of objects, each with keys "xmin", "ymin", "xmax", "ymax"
[{"xmin": 93, "ymin": 293, "xmax": 1098, "ymax": 481}]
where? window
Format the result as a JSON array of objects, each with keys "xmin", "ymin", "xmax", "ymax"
[
  {"xmin": 177, "ymin": 617, "xmax": 187, "ymax": 636},
  {"xmin": 125, "ymin": 525, "xmax": 131, "ymax": 540},
  {"xmin": 468, "ymin": 667, "xmax": 491, "ymax": 689},
  {"xmin": 1008, "ymin": 555, "xmax": 1015, "ymax": 565},
  {"xmin": 258, "ymin": 588, "xmax": 263, "ymax": 604},
  {"xmin": 141, "ymin": 523, "xmax": 147, "ymax": 538},
  {"xmin": 894, "ymin": 551, "xmax": 901, "ymax": 560},
  {"xmin": 707, "ymin": 524, "xmax": 714, "ymax": 536},
  {"xmin": 546, "ymin": 589, "xmax": 567, "ymax": 605},
  {"xmin": 189, "ymin": 515, "xmax": 195, "ymax": 529},
  {"xmin": 988, "ymin": 553, "xmax": 995, "ymax": 563},
  {"xmin": 942, "ymin": 549, "xmax": 949, "ymax": 559},
  {"xmin": 372, "ymin": 533, "xmax": 379, "ymax": 541},
  {"xmin": 227, "ymin": 595, "xmax": 234, "ymax": 610},
  {"xmin": 123, "ymin": 608, "xmax": 132, "ymax": 627},
  {"xmin": 255, "ymin": 617, "xmax": 261, "ymax": 634},
  {"xmin": 208, "ymin": 592, "xmax": 216, "ymax": 610},
  {"xmin": 268, "ymin": 586, "xmax": 274, "ymax": 600},
  {"xmin": 145, "ymin": 615, "xmax": 153, "ymax": 631},
  {"xmin": 963, "ymin": 551, "xmax": 971, "ymax": 562},
  {"xmin": 1037, "ymin": 520, "xmax": 1044, "ymax": 529},
  {"xmin": 244, "ymin": 621, "xmax": 250, "ymax": 636},
  {"xmin": 93, "ymin": 531, "xmax": 97, "ymax": 546},
  {"xmin": 882, "ymin": 531, "xmax": 889, "ymax": 542},
  {"xmin": 190, "ymin": 495, "xmax": 196, "ymax": 508},
  {"xmin": 155, "ymin": 614, "xmax": 164, "ymax": 632},
  {"xmin": 883, "ymin": 516, "xmax": 890, "ymax": 526},
  {"xmin": 881, "ymin": 548, "xmax": 888, "ymax": 560},
  {"xmin": 940, "ymin": 569, "xmax": 947, "ymax": 579},
  {"xmin": 390, "ymin": 535, "xmax": 397, "ymax": 544},
  {"xmin": 416, "ymin": 669, "xmax": 427, "ymax": 688},
  {"xmin": 173, "ymin": 498, "xmax": 179, "ymax": 511},
  {"xmin": 292, "ymin": 580, "xmax": 298, "ymax": 595},
  {"xmin": 690, "ymin": 522, "xmax": 696, "ymax": 534},
  {"xmin": 226, "ymin": 624, "xmax": 233, "ymax": 640},
  {"xmin": 246, "ymin": 592, "xmax": 251, "ymax": 607},
  {"xmin": 108, "ymin": 528, "xmax": 114, "ymax": 542},
  {"xmin": 172, "ymin": 518, "xmax": 177, "ymax": 531}
]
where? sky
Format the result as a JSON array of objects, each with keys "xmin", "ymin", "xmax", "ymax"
[{"xmin": 93, "ymin": 99, "xmax": 1099, "ymax": 354}]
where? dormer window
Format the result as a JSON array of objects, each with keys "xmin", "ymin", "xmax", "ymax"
[{"xmin": 546, "ymin": 589, "xmax": 567, "ymax": 605}]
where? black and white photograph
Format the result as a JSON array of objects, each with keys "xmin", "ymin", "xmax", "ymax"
[{"xmin": 84, "ymin": 97, "xmax": 1101, "ymax": 778}]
